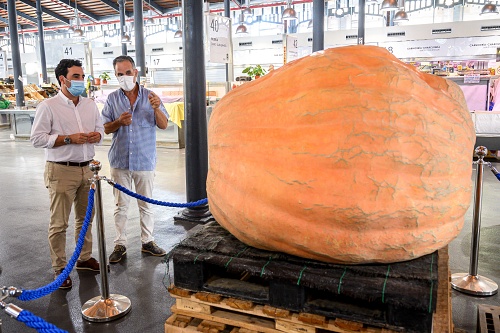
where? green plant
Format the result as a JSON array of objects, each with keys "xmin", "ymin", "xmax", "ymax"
[
  {"xmin": 99, "ymin": 72, "xmax": 111, "ymax": 81},
  {"xmin": 242, "ymin": 65, "xmax": 267, "ymax": 79}
]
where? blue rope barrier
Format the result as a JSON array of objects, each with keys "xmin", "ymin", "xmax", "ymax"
[
  {"xmin": 491, "ymin": 166, "xmax": 500, "ymax": 181},
  {"xmin": 18, "ymin": 188, "xmax": 95, "ymax": 301},
  {"xmin": 17, "ymin": 310, "xmax": 69, "ymax": 333},
  {"xmin": 112, "ymin": 182, "xmax": 208, "ymax": 208}
]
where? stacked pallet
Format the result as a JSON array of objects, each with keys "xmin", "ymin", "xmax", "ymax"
[
  {"xmin": 166, "ymin": 222, "xmax": 452, "ymax": 333},
  {"xmin": 166, "ymin": 287, "xmax": 401, "ymax": 333}
]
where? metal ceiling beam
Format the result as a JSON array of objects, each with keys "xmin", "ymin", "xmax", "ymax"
[
  {"xmin": 17, "ymin": 0, "xmax": 70, "ymax": 24},
  {"xmin": 0, "ymin": 3, "xmax": 38, "ymax": 24},
  {"xmin": 56, "ymin": 0, "xmax": 99, "ymax": 21},
  {"xmin": 99, "ymin": 0, "xmax": 121, "ymax": 13},
  {"xmin": 146, "ymin": 0, "xmax": 166, "ymax": 14}
]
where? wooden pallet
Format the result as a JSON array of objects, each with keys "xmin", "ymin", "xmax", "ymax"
[
  {"xmin": 166, "ymin": 247, "xmax": 452, "ymax": 333},
  {"xmin": 165, "ymin": 306, "xmax": 397, "ymax": 333}
]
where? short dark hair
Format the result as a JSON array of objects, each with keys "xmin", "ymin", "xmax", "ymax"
[
  {"xmin": 55, "ymin": 59, "xmax": 83, "ymax": 85},
  {"xmin": 113, "ymin": 56, "xmax": 135, "ymax": 70}
]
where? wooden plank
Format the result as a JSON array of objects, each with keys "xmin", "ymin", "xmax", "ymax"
[
  {"xmin": 170, "ymin": 292, "xmax": 398, "ymax": 333},
  {"xmin": 263, "ymin": 306, "xmax": 291, "ymax": 319},
  {"xmin": 275, "ymin": 319, "xmax": 317, "ymax": 333},
  {"xmin": 226, "ymin": 298, "xmax": 254, "ymax": 311},
  {"xmin": 298, "ymin": 313, "xmax": 326, "ymax": 326},
  {"xmin": 171, "ymin": 305, "xmax": 282, "ymax": 333},
  {"xmin": 432, "ymin": 246, "xmax": 453, "ymax": 333},
  {"xmin": 165, "ymin": 314, "xmax": 198, "ymax": 333},
  {"xmin": 197, "ymin": 319, "xmax": 226, "ymax": 333},
  {"xmin": 169, "ymin": 286, "xmax": 193, "ymax": 298},
  {"xmin": 195, "ymin": 292, "xmax": 223, "ymax": 303},
  {"xmin": 177, "ymin": 298, "xmax": 213, "ymax": 315}
]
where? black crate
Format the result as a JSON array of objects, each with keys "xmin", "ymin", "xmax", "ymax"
[{"xmin": 169, "ymin": 221, "xmax": 439, "ymax": 333}]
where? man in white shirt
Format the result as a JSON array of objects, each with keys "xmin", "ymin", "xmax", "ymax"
[{"xmin": 31, "ymin": 59, "xmax": 104, "ymax": 289}]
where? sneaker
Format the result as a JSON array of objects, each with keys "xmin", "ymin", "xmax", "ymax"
[
  {"xmin": 141, "ymin": 241, "xmax": 166, "ymax": 256},
  {"xmin": 109, "ymin": 245, "xmax": 127, "ymax": 263},
  {"xmin": 76, "ymin": 257, "xmax": 100, "ymax": 272},
  {"xmin": 54, "ymin": 270, "xmax": 72, "ymax": 289}
]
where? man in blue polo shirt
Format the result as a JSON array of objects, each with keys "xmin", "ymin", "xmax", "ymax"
[{"xmin": 101, "ymin": 55, "xmax": 168, "ymax": 263}]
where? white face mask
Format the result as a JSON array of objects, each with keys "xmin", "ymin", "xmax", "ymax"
[{"xmin": 118, "ymin": 75, "xmax": 136, "ymax": 91}]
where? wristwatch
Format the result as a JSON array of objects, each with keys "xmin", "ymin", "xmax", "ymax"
[{"xmin": 64, "ymin": 136, "xmax": 71, "ymax": 145}]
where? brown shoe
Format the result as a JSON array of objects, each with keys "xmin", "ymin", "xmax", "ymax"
[
  {"xmin": 76, "ymin": 257, "xmax": 100, "ymax": 272},
  {"xmin": 54, "ymin": 270, "xmax": 72, "ymax": 289}
]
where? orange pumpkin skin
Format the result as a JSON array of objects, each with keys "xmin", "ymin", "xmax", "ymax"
[{"xmin": 207, "ymin": 45, "xmax": 475, "ymax": 264}]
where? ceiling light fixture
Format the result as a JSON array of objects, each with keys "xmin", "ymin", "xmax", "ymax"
[
  {"xmin": 146, "ymin": 0, "xmax": 155, "ymax": 25},
  {"xmin": 72, "ymin": 0, "xmax": 85, "ymax": 38},
  {"xmin": 380, "ymin": 0, "xmax": 399, "ymax": 10},
  {"xmin": 121, "ymin": 25, "xmax": 131, "ymax": 43},
  {"xmin": 282, "ymin": 0, "xmax": 298, "ymax": 20},
  {"xmin": 121, "ymin": 34, "xmax": 131, "ymax": 43},
  {"xmin": 393, "ymin": 0, "xmax": 408, "ymax": 21},
  {"xmin": 174, "ymin": 28, "xmax": 183, "ymax": 38},
  {"xmin": 242, "ymin": 0, "xmax": 252, "ymax": 17},
  {"xmin": 393, "ymin": 9, "xmax": 409, "ymax": 20},
  {"xmin": 235, "ymin": 13, "xmax": 248, "ymax": 34},
  {"xmin": 480, "ymin": 2, "xmax": 499, "ymax": 15}
]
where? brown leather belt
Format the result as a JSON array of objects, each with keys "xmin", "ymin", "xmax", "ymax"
[{"xmin": 51, "ymin": 161, "xmax": 91, "ymax": 167}]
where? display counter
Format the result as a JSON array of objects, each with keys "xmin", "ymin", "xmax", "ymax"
[
  {"xmin": 0, "ymin": 108, "xmax": 36, "ymax": 138},
  {"xmin": 471, "ymin": 111, "xmax": 500, "ymax": 152}
]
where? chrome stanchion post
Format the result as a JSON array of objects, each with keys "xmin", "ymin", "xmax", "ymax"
[
  {"xmin": 81, "ymin": 160, "xmax": 132, "ymax": 322},
  {"xmin": 451, "ymin": 146, "xmax": 498, "ymax": 296}
]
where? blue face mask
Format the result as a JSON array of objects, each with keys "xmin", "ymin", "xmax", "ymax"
[{"xmin": 66, "ymin": 79, "xmax": 86, "ymax": 96}]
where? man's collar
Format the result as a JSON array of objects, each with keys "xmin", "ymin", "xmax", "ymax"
[{"xmin": 58, "ymin": 90, "xmax": 80, "ymax": 105}]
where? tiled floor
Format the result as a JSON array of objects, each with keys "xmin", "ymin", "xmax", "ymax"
[{"xmin": 0, "ymin": 127, "xmax": 498, "ymax": 333}]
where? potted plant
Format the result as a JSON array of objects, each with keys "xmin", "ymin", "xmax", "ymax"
[
  {"xmin": 242, "ymin": 65, "xmax": 267, "ymax": 80},
  {"xmin": 99, "ymin": 72, "xmax": 111, "ymax": 84}
]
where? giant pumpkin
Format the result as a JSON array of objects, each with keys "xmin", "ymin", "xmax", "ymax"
[{"xmin": 207, "ymin": 45, "xmax": 475, "ymax": 264}]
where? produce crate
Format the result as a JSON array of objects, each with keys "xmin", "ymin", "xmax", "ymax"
[{"xmin": 167, "ymin": 222, "xmax": 450, "ymax": 333}]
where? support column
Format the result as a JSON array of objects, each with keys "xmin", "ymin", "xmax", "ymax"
[
  {"xmin": 357, "ymin": 0, "xmax": 365, "ymax": 45},
  {"xmin": 174, "ymin": 0, "xmax": 212, "ymax": 223},
  {"xmin": 7, "ymin": 0, "xmax": 25, "ymax": 107},
  {"xmin": 36, "ymin": 0, "xmax": 47, "ymax": 83},
  {"xmin": 133, "ymin": 0, "xmax": 146, "ymax": 76},
  {"xmin": 224, "ymin": 0, "xmax": 232, "ymax": 92},
  {"xmin": 119, "ymin": 0, "xmax": 127, "ymax": 56},
  {"xmin": 312, "ymin": 0, "xmax": 324, "ymax": 52}
]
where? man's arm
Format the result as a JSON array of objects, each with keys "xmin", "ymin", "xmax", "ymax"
[
  {"xmin": 104, "ymin": 111, "xmax": 132, "ymax": 134},
  {"xmin": 154, "ymin": 107, "xmax": 168, "ymax": 130},
  {"xmin": 148, "ymin": 91, "xmax": 168, "ymax": 130}
]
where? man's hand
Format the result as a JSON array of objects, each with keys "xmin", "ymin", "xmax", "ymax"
[
  {"xmin": 118, "ymin": 111, "xmax": 132, "ymax": 126},
  {"xmin": 148, "ymin": 91, "xmax": 161, "ymax": 109},
  {"xmin": 70, "ymin": 133, "xmax": 89, "ymax": 144},
  {"xmin": 87, "ymin": 132, "xmax": 101, "ymax": 144}
]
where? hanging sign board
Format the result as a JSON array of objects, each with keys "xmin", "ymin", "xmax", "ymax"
[
  {"xmin": 0, "ymin": 51, "xmax": 6, "ymax": 78},
  {"xmin": 286, "ymin": 35, "xmax": 299, "ymax": 63},
  {"xmin": 148, "ymin": 54, "xmax": 183, "ymax": 68},
  {"xmin": 205, "ymin": 14, "xmax": 232, "ymax": 64},
  {"xmin": 454, "ymin": 36, "xmax": 500, "ymax": 58},
  {"xmin": 62, "ymin": 44, "xmax": 86, "ymax": 64},
  {"xmin": 379, "ymin": 39, "xmax": 453, "ymax": 59}
]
